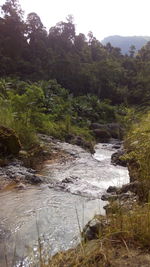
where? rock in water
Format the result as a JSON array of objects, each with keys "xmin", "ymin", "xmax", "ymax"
[
  {"xmin": 111, "ymin": 150, "xmax": 127, "ymax": 167},
  {"xmin": 16, "ymin": 183, "xmax": 26, "ymax": 190},
  {"xmin": 91, "ymin": 122, "xmax": 124, "ymax": 141},
  {"xmin": 0, "ymin": 126, "xmax": 21, "ymax": 156}
]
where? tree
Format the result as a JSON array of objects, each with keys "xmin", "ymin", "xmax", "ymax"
[
  {"xmin": 1, "ymin": 0, "xmax": 23, "ymax": 19},
  {"xmin": 129, "ymin": 45, "xmax": 136, "ymax": 58},
  {"xmin": 25, "ymin": 12, "xmax": 49, "ymax": 79},
  {"xmin": 0, "ymin": 0, "xmax": 27, "ymax": 75},
  {"xmin": 48, "ymin": 15, "xmax": 75, "ymax": 52}
]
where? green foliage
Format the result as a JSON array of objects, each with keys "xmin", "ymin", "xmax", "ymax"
[
  {"xmin": 1, "ymin": 0, "xmax": 150, "ymax": 106},
  {"xmin": 0, "ymin": 97, "xmax": 14, "ymax": 127},
  {"xmin": 70, "ymin": 125, "xmax": 94, "ymax": 142},
  {"xmin": 125, "ymin": 111, "xmax": 150, "ymax": 201},
  {"xmin": 0, "ymin": 80, "xmax": 45, "ymax": 148},
  {"xmin": 71, "ymin": 95, "xmax": 117, "ymax": 127},
  {"xmin": 0, "ymin": 78, "xmax": 101, "ymax": 149}
]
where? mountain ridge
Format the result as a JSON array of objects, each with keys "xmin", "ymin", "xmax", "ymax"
[{"xmin": 101, "ymin": 35, "xmax": 150, "ymax": 54}]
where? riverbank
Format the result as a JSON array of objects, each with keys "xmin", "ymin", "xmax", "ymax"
[
  {"xmin": 50, "ymin": 232, "xmax": 150, "ymax": 267},
  {"xmin": 0, "ymin": 138, "xmax": 130, "ymax": 266},
  {"xmin": 1, "ymin": 132, "xmax": 142, "ymax": 267},
  {"xmin": 0, "ymin": 135, "xmax": 75, "ymax": 191},
  {"xmin": 49, "ymin": 184, "xmax": 150, "ymax": 267},
  {"xmin": 49, "ymin": 110, "xmax": 150, "ymax": 267}
]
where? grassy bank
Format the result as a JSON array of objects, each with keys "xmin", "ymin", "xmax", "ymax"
[
  {"xmin": 39, "ymin": 203, "xmax": 150, "ymax": 266},
  {"xmin": 123, "ymin": 110, "xmax": 150, "ymax": 201}
]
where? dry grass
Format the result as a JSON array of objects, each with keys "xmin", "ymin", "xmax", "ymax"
[{"xmin": 45, "ymin": 203, "xmax": 150, "ymax": 267}]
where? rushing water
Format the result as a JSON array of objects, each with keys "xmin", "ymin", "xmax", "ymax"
[{"xmin": 0, "ymin": 141, "xmax": 129, "ymax": 266}]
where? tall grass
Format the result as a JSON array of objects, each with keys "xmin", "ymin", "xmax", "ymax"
[
  {"xmin": 124, "ymin": 111, "xmax": 150, "ymax": 201},
  {"xmin": 47, "ymin": 203, "xmax": 150, "ymax": 266}
]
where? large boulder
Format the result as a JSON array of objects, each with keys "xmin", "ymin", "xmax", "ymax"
[
  {"xmin": 93, "ymin": 129, "xmax": 111, "ymax": 142},
  {"xmin": 91, "ymin": 122, "xmax": 124, "ymax": 140},
  {"xmin": 66, "ymin": 134, "xmax": 94, "ymax": 153},
  {"xmin": 0, "ymin": 126, "xmax": 21, "ymax": 156},
  {"xmin": 82, "ymin": 217, "xmax": 107, "ymax": 241},
  {"xmin": 111, "ymin": 150, "xmax": 127, "ymax": 167}
]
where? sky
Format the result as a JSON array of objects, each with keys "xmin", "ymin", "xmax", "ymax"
[{"xmin": 1, "ymin": 0, "xmax": 150, "ymax": 41}]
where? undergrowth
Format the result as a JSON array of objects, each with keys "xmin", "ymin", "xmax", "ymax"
[
  {"xmin": 124, "ymin": 110, "xmax": 150, "ymax": 201},
  {"xmin": 0, "ymin": 78, "xmax": 120, "ymax": 150},
  {"xmin": 31, "ymin": 203, "xmax": 150, "ymax": 267}
]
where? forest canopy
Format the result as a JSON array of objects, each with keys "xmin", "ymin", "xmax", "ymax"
[{"xmin": 0, "ymin": 0, "xmax": 150, "ymax": 106}]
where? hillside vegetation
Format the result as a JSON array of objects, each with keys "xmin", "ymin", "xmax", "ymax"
[
  {"xmin": 0, "ymin": 0, "xmax": 150, "ymax": 107},
  {"xmin": 0, "ymin": 78, "xmax": 121, "ymax": 152}
]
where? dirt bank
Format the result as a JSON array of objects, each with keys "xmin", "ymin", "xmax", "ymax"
[{"xmin": 0, "ymin": 135, "xmax": 74, "ymax": 190}]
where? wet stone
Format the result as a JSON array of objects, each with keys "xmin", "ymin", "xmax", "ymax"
[
  {"xmin": 16, "ymin": 183, "xmax": 27, "ymax": 190},
  {"xmin": 107, "ymin": 186, "xmax": 118, "ymax": 193},
  {"xmin": 101, "ymin": 193, "xmax": 118, "ymax": 201}
]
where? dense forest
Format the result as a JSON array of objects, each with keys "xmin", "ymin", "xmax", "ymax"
[{"xmin": 1, "ymin": 0, "xmax": 150, "ymax": 106}]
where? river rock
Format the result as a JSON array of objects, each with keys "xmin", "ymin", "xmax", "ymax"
[
  {"xmin": 102, "ymin": 189, "xmax": 136, "ymax": 202},
  {"xmin": 0, "ymin": 160, "xmax": 43, "ymax": 186},
  {"xmin": 112, "ymin": 144, "xmax": 121, "ymax": 149},
  {"xmin": 0, "ymin": 125, "xmax": 21, "ymax": 156},
  {"xmin": 118, "ymin": 181, "xmax": 141, "ymax": 195},
  {"xmin": 90, "ymin": 123, "xmax": 124, "ymax": 139},
  {"xmin": 93, "ymin": 129, "xmax": 111, "ymax": 142},
  {"xmin": 101, "ymin": 193, "xmax": 118, "ymax": 201},
  {"xmin": 66, "ymin": 134, "xmax": 94, "ymax": 153},
  {"xmin": 16, "ymin": 183, "xmax": 27, "ymax": 190},
  {"xmin": 91, "ymin": 123, "xmax": 124, "ymax": 140},
  {"xmin": 111, "ymin": 150, "xmax": 127, "ymax": 167},
  {"xmin": 82, "ymin": 217, "xmax": 105, "ymax": 241},
  {"xmin": 118, "ymin": 191, "xmax": 136, "ymax": 200},
  {"xmin": 104, "ymin": 193, "xmax": 137, "ymax": 215},
  {"xmin": 61, "ymin": 176, "xmax": 78, "ymax": 183},
  {"xmin": 107, "ymin": 186, "xmax": 118, "ymax": 193},
  {"xmin": 25, "ymin": 174, "xmax": 42, "ymax": 184}
]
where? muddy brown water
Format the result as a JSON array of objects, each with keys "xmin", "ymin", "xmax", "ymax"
[{"xmin": 0, "ymin": 141, "xmax": 129, "ymax": 266}]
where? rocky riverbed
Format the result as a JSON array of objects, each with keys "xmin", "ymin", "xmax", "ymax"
[{"xmin": 0, "ymin": 137, "xmax": 129, "ymax": 266}]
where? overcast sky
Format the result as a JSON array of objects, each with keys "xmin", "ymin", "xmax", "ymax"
[{"xmin": 1, "ymin": 0, "xmax": 150, "ymax": 40}]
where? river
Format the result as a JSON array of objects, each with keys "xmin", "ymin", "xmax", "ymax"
[{"xmin": 0, "ymin": 141, "xmax": 129, "ymax": 266}]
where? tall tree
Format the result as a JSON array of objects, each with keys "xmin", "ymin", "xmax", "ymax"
[
  {"xmin": 26, "ymin": 12, "xmax": 48, "ymax": 79},
  {"xmin": 0, "ymin": 0, "xmax": 27, "ymax": 75}
]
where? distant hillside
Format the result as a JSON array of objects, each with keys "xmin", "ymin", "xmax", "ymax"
[{"xmin": 101, "ymin": 35, "xmax": 150, "ymax": 54}]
